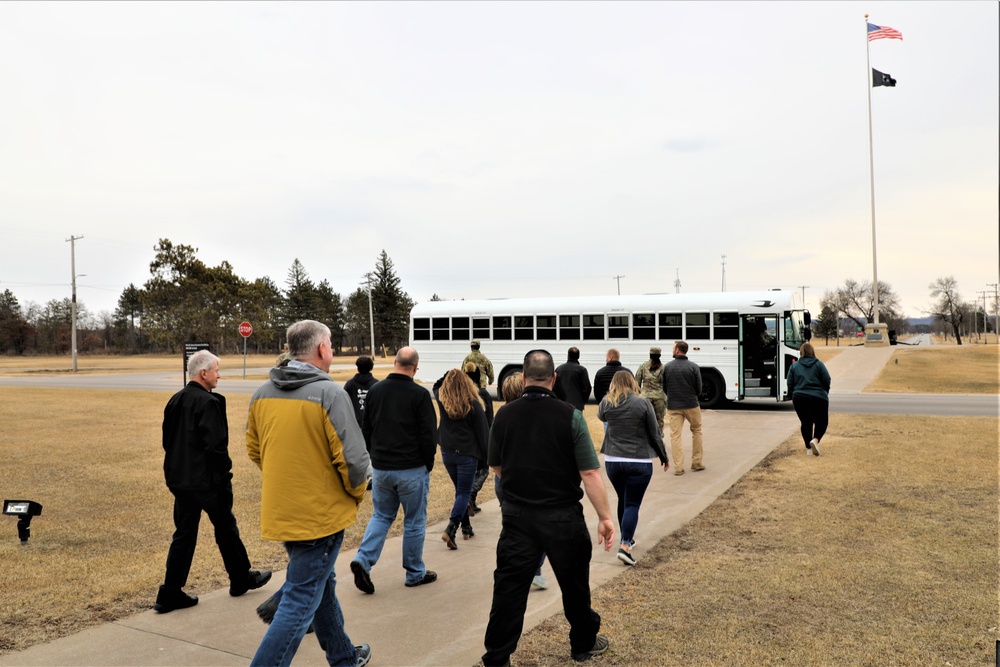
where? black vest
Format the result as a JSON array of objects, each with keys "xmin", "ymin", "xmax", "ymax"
[{"xmin": 493, "ymin": 388, "xmax": 584, "ymax": 508}]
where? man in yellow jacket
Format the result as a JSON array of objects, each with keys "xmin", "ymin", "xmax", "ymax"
[{"xmin": 246, "ymin": 320, "xmax": 373, "ymax": 667}]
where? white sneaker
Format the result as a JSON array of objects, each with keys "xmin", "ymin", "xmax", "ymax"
[
  {"xmin": 809, "ymin": 438, "xmax": 820, "ymax": 456},
  {"xmin": 531, "ymin": 575, "xmax": 549, "ymax": 590},
  {"xmin": 806, "ymin": 448, "xmax": 814, "ymax": 456}
]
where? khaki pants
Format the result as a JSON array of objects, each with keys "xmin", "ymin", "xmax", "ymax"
[{"xmin": 668, "ymin": 407, "xmax": 703, "ymax": 471}]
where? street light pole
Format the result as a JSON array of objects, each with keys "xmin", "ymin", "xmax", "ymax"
[
  {"xmin": 612, "ymin": 275, "xmax": 624, "ymax": 295},
  {"xmin": 66, "ymin": 235, "xmax": 83, "ymax": 372},
  {"xmin": 362, "ymin": 273, "xmax": 376, "ymax": 357}
]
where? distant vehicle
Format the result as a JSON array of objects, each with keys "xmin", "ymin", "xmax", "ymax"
[{"xmin": 409, "ymin": 290, "xmax": 811, "ymax": 409}]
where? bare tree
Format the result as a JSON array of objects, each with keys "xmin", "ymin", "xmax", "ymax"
[
  {"xmin": 928, "ymin": 276, "xmax": 964, "ymax": 345},
  {"xmin": 835, "ymin": 279, "xmax": 903, "ymax": 331}
]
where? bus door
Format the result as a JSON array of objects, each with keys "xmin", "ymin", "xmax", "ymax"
[{"xmin": 739, "ymin": 314, "xmax": 778, "ymax": 398}]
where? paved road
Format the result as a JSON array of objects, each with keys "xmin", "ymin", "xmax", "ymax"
[{"xmin": 1, "ymin": 357, "xmax": 994, "ymax": 417}]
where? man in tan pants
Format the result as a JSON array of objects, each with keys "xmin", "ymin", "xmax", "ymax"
[{"xmin": 662, "ymin": 341, "xmax": 704, "ymax": 475}]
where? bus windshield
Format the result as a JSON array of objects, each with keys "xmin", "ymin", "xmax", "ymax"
[{"xmin": 784, "ymin": 311, "xmax": 809, "ymax": 350}]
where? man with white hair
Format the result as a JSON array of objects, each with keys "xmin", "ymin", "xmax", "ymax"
[{"xmin": 156, "ymin": 349, "xmax": 271, "ymax": 613}]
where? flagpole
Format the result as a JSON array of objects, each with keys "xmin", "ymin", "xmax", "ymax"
[{"xmin": 865, "ymin": 14, "xmax": 880, "ymax": 325}]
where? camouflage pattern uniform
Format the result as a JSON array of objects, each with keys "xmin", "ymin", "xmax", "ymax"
[
  {"xmin": 635, "ymin": 360, "xmax": 667, "ymax": 432},
  {"xmin": 462, "ymin": 349, "xmax": 495, "ymax": 389}
]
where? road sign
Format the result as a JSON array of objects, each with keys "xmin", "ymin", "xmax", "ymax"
[{"xmin": 239, "ymin": 321, "xmax": 253, "ymax": 338}]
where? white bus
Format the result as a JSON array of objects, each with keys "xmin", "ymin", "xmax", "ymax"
[{"xmin": 409, "ymin": 290, "xmax": 811, "ymax": 408}]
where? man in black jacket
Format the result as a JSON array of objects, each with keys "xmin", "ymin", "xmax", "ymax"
[
  {"xmin": 592, "ymin": 348, "xmax": 632, "ymax": 403},
  {"xmin": 554, "ymin": 347, "xmax": 592, "ymax": 410},
  {"xmin": 156, "ymin": 350, "xmax": 270, "ymax": 613},
  {"xmin": 481, "ymin": 349, "xmax": 614, "ymax": 666},
  {"xmin": 351, "ymin": 346, "xmax": 438, "ymax": 593}
]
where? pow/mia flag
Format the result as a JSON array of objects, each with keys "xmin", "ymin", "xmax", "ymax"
[{"xmin": 872, "ymin": 68, "xmax": 897, "ymax": 87}]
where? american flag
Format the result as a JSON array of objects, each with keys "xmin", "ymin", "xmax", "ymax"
[{"xmin": 868, "ymin": 22, "xmax": 903, "ymax": 41}]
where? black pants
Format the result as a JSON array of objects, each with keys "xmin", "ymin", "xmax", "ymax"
[
  {"xmin": 163, "ymin": 486, "xmax": 251, "ymax": 589},
  {"xmin": 482, "ymin": 502, "xmax": 600, "ymax": 666},
  {"xmin": 792, "ymin": 393, "xmax": 829, "ymax": 447}
]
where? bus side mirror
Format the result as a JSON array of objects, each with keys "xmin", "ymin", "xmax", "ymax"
[
  {"xmin": 803, "ymin": 312, "xmax": 811, "ymax": 326},
  {"xmin": 804, "ymin": 328, "xmax": 812, "ymax": 340}
]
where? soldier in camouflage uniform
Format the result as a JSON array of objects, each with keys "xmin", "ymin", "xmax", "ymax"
[
  {"xmin": 461, "ymin": 341, "xmax": 494, "ymax": 389},
  {"xmin": 634, "ymin": 346, "xmax": 667, "ymax": 432}
]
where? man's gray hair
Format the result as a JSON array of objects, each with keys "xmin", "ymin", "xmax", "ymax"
[
  {"xmin": 188, "ymin": 350, "xmax": 219, "ymax": 376},
  {"xmin": 287, "ymin": 320, "xmax": 331, "ymax": 359}
]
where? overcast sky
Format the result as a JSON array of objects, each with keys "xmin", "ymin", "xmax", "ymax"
[{"xmin": 1, "ymin": 1, "xmax": 997, "ymax": 324}]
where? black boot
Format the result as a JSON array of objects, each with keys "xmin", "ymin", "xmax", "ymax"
[
  {"xmin": 461, "ymin": 519, "xmax": 474, "ymax": 540},
  {"xmin": 469, "ymin": 467, "xmax": 489, "ymax": 514},
  {"xmin": 442, "ymin": 521, "xmax": 459, "ymax": 550},
  {"xmin": 154, "ymin": 585, "xmax": 198, "ymax": 613}
]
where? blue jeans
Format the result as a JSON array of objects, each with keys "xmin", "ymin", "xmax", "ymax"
[
  {"xmin": 605, "ymin": 461, "xmax": 653, "ymax": 546},
  {"xmin": 251, "ymin": 531, "xmax": 355, "ymax": 667},
  {"xmin": 441, "ymin": 450, "xmax": 478, "ymax": 524},
  {"xmin": 354, "ymin": 466, "xmax": 430, "ymax": 585}
]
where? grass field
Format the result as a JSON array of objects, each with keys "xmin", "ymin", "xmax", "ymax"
[{"xmin": 0, "ymin": 348, "xmax": 997, "ymax": 662}]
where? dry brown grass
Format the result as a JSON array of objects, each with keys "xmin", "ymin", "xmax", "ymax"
[
  {"xmin": 0, "ymin": 354, "xmax": 395, "ymax": 376},
  {"xmin": 516, "ymin": 414, "xmax": 999, "ymax": 666},
  {"xmin": 0, "ymin": 385, "xmax": 491, "ymax": 654},
  {"xmin": 2, "ymin": 349, "xmax": 998, "ymax": 662},
  {"xmin": 869, "ymin": 345, "xmax": 1000, "ymax": 394}
]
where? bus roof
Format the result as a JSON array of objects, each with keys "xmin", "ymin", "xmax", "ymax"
[{"xmin": 411, "ymin": 290, "xmax": 800, "ymax": 317}]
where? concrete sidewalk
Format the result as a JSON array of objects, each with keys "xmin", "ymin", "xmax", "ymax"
[{"xmin": 0, "ymin": 347, "xmax": 884, "ymax": 667}]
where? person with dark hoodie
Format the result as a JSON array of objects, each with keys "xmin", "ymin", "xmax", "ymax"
[
  {"xmin": 785, "ymin": 341, "xmax": 831, "ymax": 456},
  {"xmin": 344, "ymin": 356, "xmax": 379, "ymax": 428}
]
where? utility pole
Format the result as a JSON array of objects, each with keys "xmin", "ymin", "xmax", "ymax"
[
  {"xmin": 798, "ymin": 285, "xmax": 810, "ymax": 310},
  {"xmin": 361, "ymin": 273, "xmax": 376, "ymax": 357},
  {"xmin": 721, "ymin": 255, "xmax": 727, "ymax": 292},
  {"xmin": 612, "ymin": 275, "xmax": 624, "ymax": 295},
  {"xmin": 989, "ymin": 283, "xmax": 999, "ymax": 345},
  {"xmin": 66, "ymin": 235, "xmax": 83, "ymax": 372},
  {"xmin": 674, "ymin": 269, "xmax": 681, "ymax": 294}
]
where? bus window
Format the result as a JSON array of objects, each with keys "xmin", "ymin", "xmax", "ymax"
[
  {"xmin": 686, "ymin": 312, "xmax": 710, "ymax": 339},
  {"xmin": 560, "ymin": 315, "xmax": 580, "ymax": 340},
  {"xmin": 583, "ymin": 314, "xmax": 605, "ymax": 340},
  {"xmin": 784, "ymin": 312, "xmax": 807, "ymax": 350},
  {"xmin": 537, "ymin": 315, "xmax": 557, "ymax": 340},
  {"xmin": 659, "ymin": 313, "xmax": 681, "ymax": 339},
  {"xmin": 493, "ymin": 316, "xmax": 512, "ymax": 340},
  {"xmin": 633, "ymin": 313, "xmax": 655, "ymax": 340},
  {"xmin": 514, "ymin": 315, "xmax": 534, "ymax": 341},
  {"xmin": 452, "ymin": 317, "xmax": 470, "ymax": 341},
  {"xmin": 608, "ymin": 315, "xmax": 629, "ymax": 339},
  {"xmin": 713, "ymin": 312, "xmax": 738, "ymax": 340},
  {"xmin": 473, "ymin": 317, "xmax": 490, "ymax": 339},
  {"xmin": 413, "ymin": 317, "xmax": 431, "ymax": 341},
  {"xmin": 432, "ymin": 317, "xmax": 450, "ymax": 340}
]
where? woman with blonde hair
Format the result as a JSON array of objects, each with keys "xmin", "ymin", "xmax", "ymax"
[
  {"xmin": 436, "ymin": 368, "xmax": 489, "ymax": 549},
  {"xmin": 598, "ymin": 370, "xmax": 669, "ymax": 566}
]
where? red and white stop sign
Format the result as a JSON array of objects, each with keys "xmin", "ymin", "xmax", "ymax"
[{"xmin": 239, "ymin": 321, "xmax": 253, "ymax": 338}]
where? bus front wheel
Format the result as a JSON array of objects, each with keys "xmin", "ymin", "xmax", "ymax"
[{"xmin": 698, "ymin": 370, "xmax": 725, "ymax": 409}]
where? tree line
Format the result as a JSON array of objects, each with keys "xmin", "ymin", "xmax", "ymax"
[
  {"xmin": 0, "ymin": 240, "xmax": 413, "ymax": 356},
  {"xmin": 2, "ymin": 259, "xmax": 994, "ymax": 356},
  {"xmin": 809, "ymin": 277, "xmax": 996, "ymax": 345}
]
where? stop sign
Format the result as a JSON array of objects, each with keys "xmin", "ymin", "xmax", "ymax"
[{"xmin": 239, "ymin": 321, "xmax": 253, "ymax": 338}]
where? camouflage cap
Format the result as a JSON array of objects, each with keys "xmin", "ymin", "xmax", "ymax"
[
  {"xmin": 471, "ymin": 340, "xmax": 480, "ymax": 348},
  {"xmin": 649, "ymin": 346, "xmax": 662, "ymax": 355}
]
